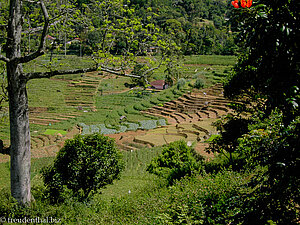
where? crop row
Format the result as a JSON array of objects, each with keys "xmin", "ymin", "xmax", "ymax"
[{"xmin": 79, "ymin": 119, "xmax": 166, "ymax": 135}]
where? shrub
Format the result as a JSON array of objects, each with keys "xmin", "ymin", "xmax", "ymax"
[
  {"xmin": 124, "ymin": 105, "xmax": 140, "ymax": 115},
  {"xmin": 194, "ymin": 78, "xmax": 205, "ymax": 89},
  {"xmin": 140, "ymin": 101, "xmax": 154, "ymax": 109},
  {"xmin": 147, "ymin": 140, "xmax": 204, "ymax": 185},
  {"xmin": 42, "ymin": 134, "xmax": 124, "ymax": 202},
  {"xmin": 235, "ymin": 110, "xmax": 300, "ymax": 224},
  {"xmin": 156, "ymin": 170, "xmax": 250, "ymax": 225},
  {"xmin": 172, "ymin": 88, "xmax": 183, "ymax": 96},
  {"xmin": 133, "ymin": 103, "xmax": 147, "ymax": 111},
  {"xmin": 176, "ymin": 78, "xmax": 186, "ymax": 90}
]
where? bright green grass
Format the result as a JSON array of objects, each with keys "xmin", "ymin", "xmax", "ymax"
[
  {"xmin": 0, "ymin": 160, "xmax": 10, "ymax": 189},
  {"xmin": 27, "ymin": 78, "xmax": 68, "ymax": 108},
  {"xmin": 99, "ymin": 147, "xmax": 162, "ymax": 201},
  {"xmin": 23, "ymin": 55, "xmax": 95, "ymax": 74},
  {"xmin": 183, "ymin": 55, "xmax": 237, "ymax": 65},
  {"xmin": 99, "ymin": 76, "xmax": 132, "ymax": 94},
  {"xmin": 43, "ymin": 129, "xmax": 67, "ymax": 135}
]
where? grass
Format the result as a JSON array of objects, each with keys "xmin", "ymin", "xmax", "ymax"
[
  {"xmin": 27, "ymin": 78, "xmax": 69, "ymax": 108},
  {"xmin": 43, "ymin": 129, "xmax": 67, "ymax": 135},
  {"xmin": 0, "ymin": 54, "xmax": 235, "ymax": 150},
  {"xmin": 0, "ymin": 157, "xmax": 55, "ymax": 189},
  {"xmin": 23, "ymin": 55, "xmax": 95, "ymax": 74},
  {"xmin": 0, "ymin": 146, "xmax": 162, "ymax": 199},
  {"xmin": 183, "ymin": 55, "xmax": 237, "ymax": 65},
  {"xmin": 0, "ymin": 143, "xmax": 253, "ymax": 224},
  {"xmin": 99, "ymin": 147, "xmax": 162, "ymax": 201},
  {"xmin": 99, "ymin": 76, "xmax": 132, "ymax": 94}
]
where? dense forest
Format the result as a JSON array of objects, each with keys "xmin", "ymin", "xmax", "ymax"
[
  {"xmin": 0, "ymin": 0, "xmax": 299, "ymax": 224},
  {"xmin": 0, "ymin": 0, "xmax": 237, "ymax": 56}
]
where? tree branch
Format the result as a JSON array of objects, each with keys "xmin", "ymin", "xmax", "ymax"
[
  {"xmin": 0, "ymin": 55, "xmax": 9, "ymax": 63},
  {"xmin": 25, "ymin": 66, "xmax": 141, "ymax": 80},
  {"xmin": 22, "ymin": 19, "xmax": 61, "ymax": 35},
  {"xmin": 100, "ymin": 67, "xmax": 140, "ymax": 78},
  {"xmin": 26, "ymin": 66, "xmax": 98, "ymax": 80},
  {"xmin": 141, "ymin": 57, "xmax": 164, "ymax": 77},
  {"xmin": 19, "ymin": 0, "xmax": 49, "ymax": 63}
]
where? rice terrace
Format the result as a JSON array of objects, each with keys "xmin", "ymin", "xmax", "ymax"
[
  {"xmin": 1, "ymin": 55, "xmax": 235, "ymax": 163},
  {"xmin": 0, "ymin": 0, "xmax": 298, "ymax": 223}
]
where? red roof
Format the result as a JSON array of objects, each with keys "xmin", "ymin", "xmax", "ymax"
[{"xmin": 150, "ymin": 80, "xmax": 166, "ymax": 90}]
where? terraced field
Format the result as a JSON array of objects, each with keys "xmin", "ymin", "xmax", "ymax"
[
  {"xmin": 105, "ymin": 84, "xmax": 233, "ymax": 157},
  {"xmin": 1, "ymin": 55, "xmax": 236, "ymax": 162},
  {"xmin": 29, "ymin": 71, "xmax": 104, "ymax": 127},
  {"xmin": 142, "ymin": 83, "xmax": 233, "ymax": 124},
  {"xmin": 0, "ymin": 80, "xmax": 232, "ymax": 163},
  {"xmin": 28, "ymin": 84, "xmax": 233, "ymax": 159}
]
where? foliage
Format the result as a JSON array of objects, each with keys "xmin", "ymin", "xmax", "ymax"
[
  {"xmin": 147, "ymin": 140, "xmax": 204, "ymax": 185},
  {"xmin": 194, "ymin": 78, "xmax": 205, "ymax": 89},
  {"xmin": 225, "ymin": 0, "xmax": 299, "ymax": 121},
  {"xmin": 176, "ymin": 78, "xmax": 186, "ymax": 90},
  {"xmin": 206, "ymin": 114, "xmax": 249, "ymax": 169},
  {"xmin": 156, "ymin": 170, "xmax": 250, "ymax": 225},
  {"xmin": 234, "ymin": 110, "xmax": 300, "ymax": 224},
  {"xmin": 42, "ymin": 133, "xmax": 124, "ymax": 202},
  {"xmin": 0, "ymin": 62, "xmax": 8, "ymax": 111},
  {"xmin": 207, "ymin": 109, "xmax": 300, "ymax": 223},
  {"xmin": 220, "ymin": 2, "xmax": 300, "ymax": 222}
]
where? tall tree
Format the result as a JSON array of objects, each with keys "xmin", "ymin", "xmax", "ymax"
[
  {"xmin": 224, "ymin": 0, "xmax": 299, "ymax": 121},
  {"xmin": 0, "ymin": 0, "xmax": 97, "ymax": 204}
]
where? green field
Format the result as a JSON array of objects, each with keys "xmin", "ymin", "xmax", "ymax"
[{"xmin": 0, "ymin": 54, "xmax": 236, "ymax": 142}]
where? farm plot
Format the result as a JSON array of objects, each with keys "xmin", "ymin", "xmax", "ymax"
[
  {"xmin": 133, "ymin": 119, "xmax": 217, "ymax": 148},
  {"xmin": 142, "ymin": 83, "xmax": 234, "ymax": 124}
]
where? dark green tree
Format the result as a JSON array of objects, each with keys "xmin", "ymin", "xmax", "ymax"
[
  {"xmin": 42, "ymin": 134, "xmax": 124, "ymax": 202},
  {"xmin": 224, "ymin": 0, "xmax": 299, "ymax": 121},
  {"xmin": 216, "ymin": 1, "xmax": 300, "ymax": 223}
]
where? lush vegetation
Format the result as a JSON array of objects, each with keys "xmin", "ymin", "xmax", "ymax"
[
  {"xmin": 42, "ymin": 134, "xmax": 124, "ymax": 202},
  {"xmin": 0, "ymin": 54, "xmax": 233, "ymax": 141},
  {"xmin": 147, "ymin": 140, "xmax": 203, "ymax": 185},
  {"xmin": 0, "ymin": 0, "xmax": 299, "ymax": 223}
]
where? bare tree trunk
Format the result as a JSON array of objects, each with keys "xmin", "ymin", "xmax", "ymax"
[
  {"xmin": 7, "ymin": 0, "xmax": 31, "ymax": 204},
  {"xmin": 7, "ymin": 63, "xmax": 31, "ymax": 204}
]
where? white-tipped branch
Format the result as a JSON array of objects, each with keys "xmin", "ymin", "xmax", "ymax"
[{"xmin": 100, "ymin": 67, "xmax": 140, "ymax": 78}]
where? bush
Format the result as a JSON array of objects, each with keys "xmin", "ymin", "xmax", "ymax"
[
  {"xmin": 235, "ymin": 110, "xmax": 300, "ymax": 224},
  {"xmin": 133, "ymin": 103, "xmax": 147, "ymax": 111},
  {"xmin": 176, "ymin": 78, "xmax": 186, "ymax": 90},
  {"xmin": 42, "ymin": 134, "xmax": 124, "ymax": 202},
  {"xmin": 156, "ymin": 170, "xmax": 250, "ymax": 225},
  {"xmin": 194, "ymin": 78, "xmax": 205, "ymax": 89},
  {"xmin": 147, "ymin": 140, "xmax": 204, "ymax": 185}
]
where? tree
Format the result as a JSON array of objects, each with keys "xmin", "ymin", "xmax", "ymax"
[
  {"xmin": 216, "ymin": 1, "xmax": 300, "ymax": 222},
  {"xmin": 0, "ymin": 0, "xmax": 170, "ymax": 204},
  {"xmin": 42, "ymin": 133, "xmax": 124, "ymax": 202},
  {"xmin": 224, "ymin": 0, "xmax": 299, "ymax": 122},
  {"xmin": 0, "ymin": 0, "xmax": 97, "ymax": 205}
]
